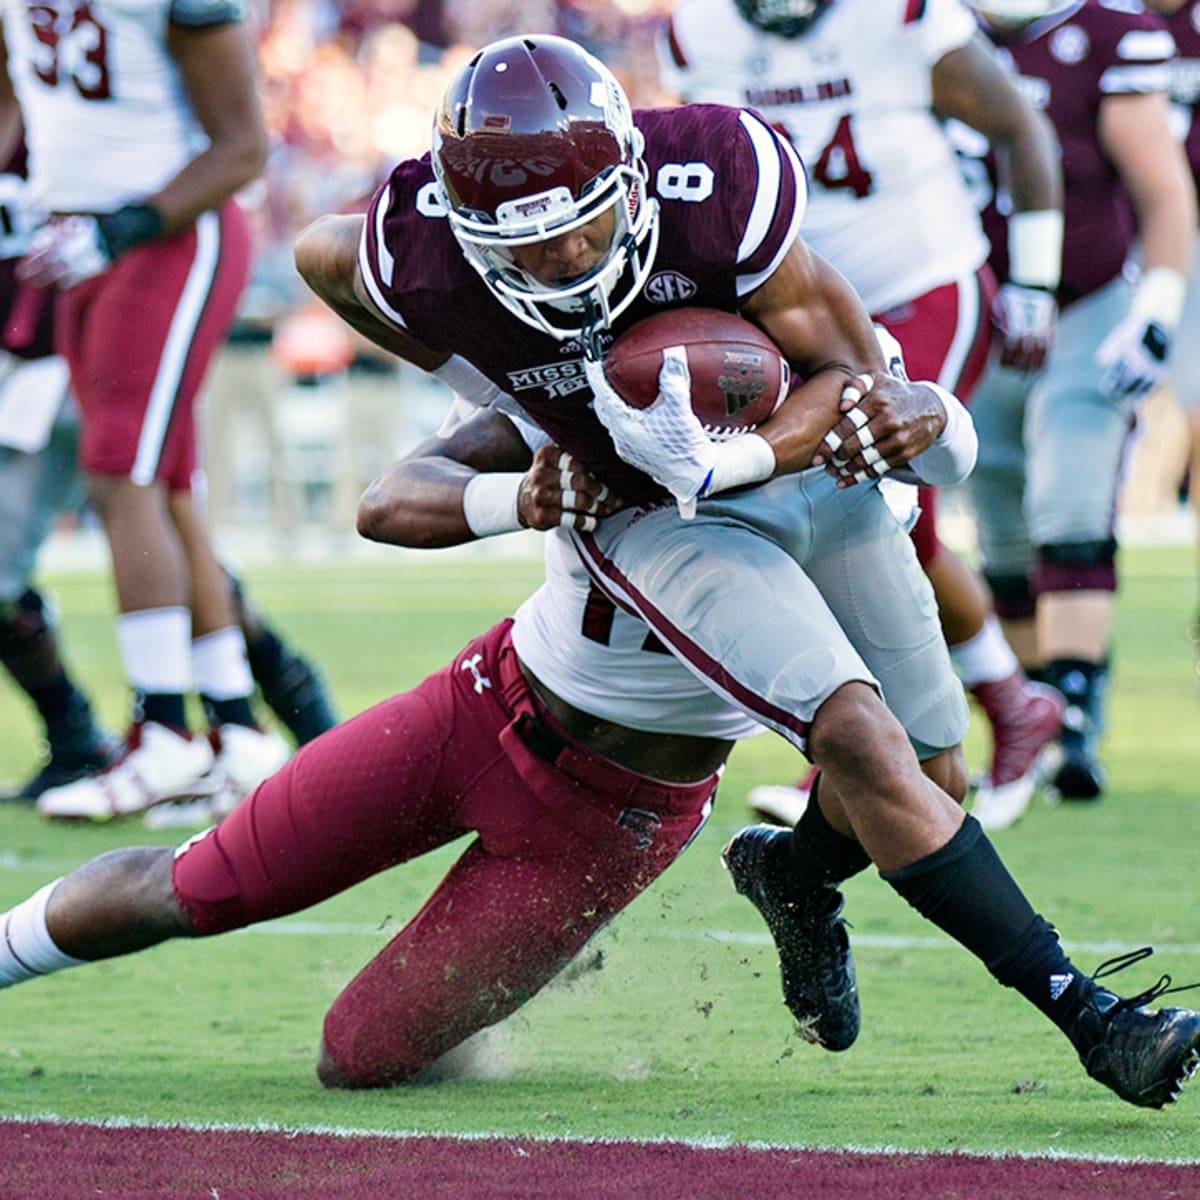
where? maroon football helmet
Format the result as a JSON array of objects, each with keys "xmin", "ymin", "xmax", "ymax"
[{"xmin": 431, "ymin": 35, "xmax": 659, "ymax": 340}]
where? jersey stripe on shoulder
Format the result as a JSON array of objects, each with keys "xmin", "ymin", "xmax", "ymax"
[
  {"xmin": 358, "ymin": 183, "xmax": 409, "ymax": 330},
  {"xmin": 665, "ymin": 16, "xmax": 689, "ymax": 69},
  {"xmin": 735, "ymin": 111, "xmax": 807, "ymax": 297}
]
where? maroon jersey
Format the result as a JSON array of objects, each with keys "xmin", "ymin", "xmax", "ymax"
[
  {"xmin": 977, "ymin": 1, "xmax": 1174, "ymax": 304},
  {"xmin": 360, "ymin": 104, "xmax": 805, "ymax": 504},
  {"xmin": 1162, "ymin": 2, "xmax": 1200, "ymax": 189}
]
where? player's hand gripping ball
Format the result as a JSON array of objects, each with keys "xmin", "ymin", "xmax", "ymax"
[{"xmin": 601, "ymin": 308, "xmax": 790, "ymax": 439}]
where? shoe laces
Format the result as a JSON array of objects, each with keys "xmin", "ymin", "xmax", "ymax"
[{"xmin": 1088, "ymin": 946, "xmax": 1200, "ymax": 1015}]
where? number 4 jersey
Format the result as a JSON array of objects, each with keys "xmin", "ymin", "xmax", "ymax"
[
  {"xmin": 660, "ymin": 0, "xmax": 989, "ymax": 315},
  {"xmin": 1, "ymin": 0, "xmax": 245, "ymax": 212}
]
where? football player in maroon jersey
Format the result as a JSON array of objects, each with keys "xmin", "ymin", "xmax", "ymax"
[
  {"xmin": 1142, "ymin": 0, "xmax": 1200, "ymax": 683},
  {"xmin": 2, "ymin": 35, "xmax": 1197, "ymax": 1109},
  {"xmin": 963, "ymin": 0, "xmax": 1196, "ymax": 800}
]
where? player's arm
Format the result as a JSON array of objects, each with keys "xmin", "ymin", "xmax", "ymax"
[
  {"xmin": 0, "ymin": 25, "xmax": 24, "ymax": 167},
  {"xmin": 153, "ymin": 18, "xmax": 268, "ymax": 231},
  {"xmin": 933, "ymin": 32, "xmax": 1063, "ymax": 368},
  {"xmin": 1099, "ymin": 89, "xmax": 1195, "ymax": 315},
  {"xmin": 357, "ymin": 406, "xmax": 621, "ymax": 549},
  {"xmin": 742, "ymin": 238, "xmax": 972, "ymax": 486},
  {"xmin": 1094, "ymin": 87, "xmax": 1196, "ymax": 400},
  {"xmin": 589, "ymin": 234, "xmax": 974, "ymax": 512},
  {"xmin": 932, "ymin": 33, "xmax": 1062, "ymax": 228},
  {"xmin": 294, "ymin": 213, "xmax": 449, "ymax": 370}
]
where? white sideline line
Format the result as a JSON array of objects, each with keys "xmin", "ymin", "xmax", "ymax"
[
  {"xmin": 1, "ymin": 1112, "xmax": 1198, "ymax": 1166},
  {"xmin": 5, "ymin": 863, "xmax": 1200, "ymax": 955},
  {"xmin": 3, "ymin": 862, "xmax": 1199, "ymax": 958},
  {"xmin": 230, "ymin": 919, "xmax": 1200, "ymax": 959}
]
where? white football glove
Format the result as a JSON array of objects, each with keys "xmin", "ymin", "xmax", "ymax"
[
  {"xmin": 18, "ymin": 216, "xmax": 113, "ymax": 289},
  {"xmin": 1095, "ymin": 315, "xmax": 1171, "ymax": 404},
  {"xmin": 0, "ymin": 174, "xmax": 47, "ymax": 259},
  {"xmin": 992, "ymin": 283, "xmax": 1057, "ymax": 372},
  {"xmin": 586, "ymin": 346, "xmax": 720, "ymax": 518}
]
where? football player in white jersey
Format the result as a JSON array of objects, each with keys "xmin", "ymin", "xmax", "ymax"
[
  {"xmin": 659, "ymin": 0, "xmax": 1068, "ymax": 830},
  {"xmin": 0, "ymin": 0, "xmax": 293, "ymax": 819}
]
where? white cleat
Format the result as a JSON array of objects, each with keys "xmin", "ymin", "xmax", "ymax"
[
  {"xmin": 37, "ymin": 722, "xmax": 215, "ymax": 822},
  {"xmin": 745, "ymin": 781, "xmax": 812, "ymax": 828},
  {"xmin": 143, "ymin": 724, "xmax": 290, "ymax": 830},
  {"xmin": 971, "ymin": 772, "xmax": 1037, "ymax": 831}
]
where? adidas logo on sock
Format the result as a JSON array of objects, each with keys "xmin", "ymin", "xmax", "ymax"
[{"xmin": 1049, "ymin": 972, "xmax": 1074, "ymax": 1002}]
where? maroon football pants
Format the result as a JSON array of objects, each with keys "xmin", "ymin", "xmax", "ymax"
[{"xmin": 172, "ymin": 619, "xmax": 718, "ymax": 1085}]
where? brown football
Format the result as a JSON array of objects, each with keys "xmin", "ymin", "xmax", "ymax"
[{"xmin": 603, "ymin": 308, "xmax": 790, "ymax": 440}]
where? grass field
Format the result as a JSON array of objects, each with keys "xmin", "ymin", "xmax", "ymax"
[{"xmin": 2, "ymin": 543, "xmax": 1198, "ymax": 1166}]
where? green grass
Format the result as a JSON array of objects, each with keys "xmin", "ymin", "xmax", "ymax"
[{"xmin": 2, "ymin": 546, "xmax": 1199, "ymax": 1159}]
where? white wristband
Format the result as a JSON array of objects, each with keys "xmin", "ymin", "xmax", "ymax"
[
  {"xmin": 431, "ymin": 355, "xmax": 507, "ymax": 406},
  {"xmin": 1007, "ymin": 210, "xmax": 1063, "ymax": 290},
  {"xmin": 906, "ymin": 383, "xmax": 978, "ymax": 486},
  {"xmin": 462, "ymin": 472, "xmax": 524, "ymax": 538},
  {"xmin": 1130, "ymin": 266, "xmax": 1187, "ymax": 333},
  {"xmin": 705, "ymin": 432, "xmax": 776, "ymax": 495}
]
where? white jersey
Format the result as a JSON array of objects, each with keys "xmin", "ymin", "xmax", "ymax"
[
  {"xmin": 660, "ymin": 0, "xmax": 989, "ymax": 313},
  {"xmin": 0, "ymin": 0, "xmax": 242, "ymax": 212},
  {"xmin": 512, "ymin": 530, "xmax": 765, "ymax": 742}
]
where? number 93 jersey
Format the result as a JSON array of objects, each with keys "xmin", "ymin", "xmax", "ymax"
[
  {"xmin": 360, "ymin": 103, "xmax": 806, "ymax": 505},
  {"xmin": 660, "ymin": 0, "xmax": 988, "ymax": 315},
  {"xmin": 0, "ymin": 0, "xmax": 245, "ymax": 212}
]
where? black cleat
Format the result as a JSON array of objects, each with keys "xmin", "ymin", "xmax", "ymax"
[
  {"xmin": 1076, "ymin": 949, "xmax": 1200, "ymax": 1108},
  {"xmin": 252, "ymin": 650, "xmax": 337, "ymax": 746},
  {"xmin": 1048, "ymin": 702, "xmax": 1105, "ymax": 800},
  {"xmin": 722, "ymin": 824, "xmax": 860, "ymax": 1051}
]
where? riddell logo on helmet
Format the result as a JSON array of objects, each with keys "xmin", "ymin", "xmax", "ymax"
[{"xmin": 644, "ymin": 271, "xmax": 697, "ymax": 304}]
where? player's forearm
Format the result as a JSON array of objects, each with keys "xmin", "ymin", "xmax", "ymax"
[
  {"xmin": 1002, "ymin": 106, "xmax": 1062, "ymax": 218},
  {"xmin": 146, "ymin": 142, "xmax": 266, "ymax": 235},
  {"xmin": 752, "ymin": 367, "xmax": 856, "ymax": 476},
  {"xmin": 358, "ymin": 457, "xmax": 484, "ymax": 549}
]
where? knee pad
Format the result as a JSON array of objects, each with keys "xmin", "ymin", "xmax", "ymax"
[
  {"xmin": 0, "ymin": 588, "xmax": 53, "ymax": 655},
  {"xmin": 1034, "ymin": 540, "xmax": 1118, "ymax": 595},
  {"xmin": 983, "ymin": 572, "xmax": 1036, "ymax": 622}
]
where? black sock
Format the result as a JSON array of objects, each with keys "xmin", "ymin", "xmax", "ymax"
[
  {"xmin": 245, "ymin": 628, "xmax": 287, "ymax": 681},
  {"xmin": 783, "ymin": 774, "xmax": 872, "ymax": 889},
  {"xmin": 136, "ymin": 690, "xmax": 188, "ymax": 732},
  {"xmin": 881, "ymin": 816, "xmax": 1095, "ymax": 1050},
  {"xmin": 29, "ymin": 672, "xmax": 76, "ymax": 728},
  {"xmin": 202, "ymin": 696, "xmax": 257, "ymax": 729}
]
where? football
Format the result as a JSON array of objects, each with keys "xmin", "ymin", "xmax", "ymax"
[{"xmin": 602, "ymin": 308, "xmax": 790, "ymax": 440}]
